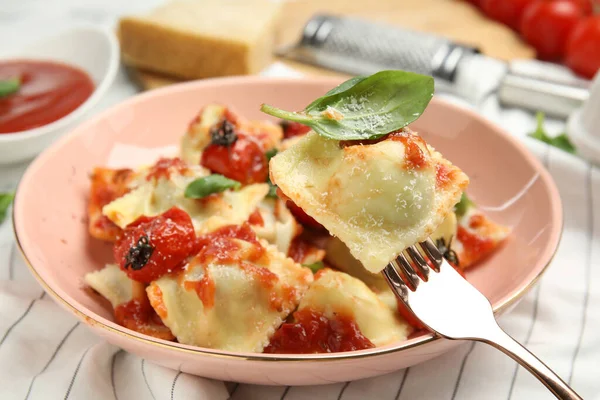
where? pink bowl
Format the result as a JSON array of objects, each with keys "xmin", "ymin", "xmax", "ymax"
[{"xmin": 13, "ymin": 76, "xmax": 562, "ymax": 385}]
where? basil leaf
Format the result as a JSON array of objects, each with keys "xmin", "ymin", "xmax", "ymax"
[
  {"xmin": 0, "ymin": 192, "xmax": 15, "ymax": 224},
  {"xmin": 529, "ymin": 112, "xmax": 576, "ymax": 154},
  {"xmin": 266, "ymin": 148, "xmax": 278, "ymax": 161},
  {"xmin": 266, "ymin": 175, "xmax": 278, "ymax": 198},
  {"xmin": 184, "ymin": 174, "xmax": 241, "ymax": 199},
  {"xmin": 261, "ymin": 70, "xmax": 434, "ymax": 141},
  {"xmin": 303, "ymin": 261, "xmax": 324, "ymax": 273},
  {"xmin": 454, "ymin": 192, "xmax": 474, "ymax": 218},
  {"xmin": 305, "ymin": 76, "xmax": 367, "ymax": 109},
  {"xmin": 0, "ymin": 79, "xmax": 20, "ymax": 97}
]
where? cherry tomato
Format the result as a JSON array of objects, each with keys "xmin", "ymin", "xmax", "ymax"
[
  {"xmin": 481, "ymin": 0, "xmax": 535, "ymax": 29},
  {"xmin": 565, "ymin": 16, "xmax": 600, "ymax": 79},
  {"xmin": 396, "ymin": 300, "xmax": 425, "ymax": 330},
  {"xmin": 465, "ymin": 0, "xmax": 483, "ymax": 6},
  {"xmin": 285, "ymin": 200, "xmax": 326, "ymax": 230},
  {"xmin": 281, "ymin": 121, "xmax": 311, "ymax": 139},
  {"xmin": 114, "ymin": 207, "xmax": 197, "ymax": 283},
  {"xmin": 520, "ymin": 0, "xmax": 585, "ymax": 60},
  {"xmin": 201, "ymin": 134, "xmax": 268, "ymax": 185},
  {"xmin": 568, "ymin": 0, "xmax": 593, "ymax": 14}
]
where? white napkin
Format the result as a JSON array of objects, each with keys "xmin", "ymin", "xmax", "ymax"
[{"xmin": 1, "ymin": 3, "xmax": 599, "ymax": 399}]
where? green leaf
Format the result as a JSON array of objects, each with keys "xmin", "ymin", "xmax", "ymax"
[
  {"xmin": 184, "ymin": 175, "xmax": 241, "ymax": 199},
  {"xmin": 0, "ymin": 192, "xmax": 15, "ymax": 224},
  {"xmin": 529, "ymin": 112, "xmax": 576, "ymax": 154},
  {"xmin": 305, "ymin": 76, "xmax": 367, "ymax": 109},
  {"xmin": 266, "ymin": 176, "xmax": 278, "ymax": 198},
  {"xmin": 303, "ymin": 261, "xmax": 324, "ymax": 273},
  {"xmin": 266, "ymin": 148, "xmax": 278, "ymax": 161},
  {"xmin": 454, "ymin": 192, "xmax": 474, "ymax": 218},
  {"xmin": 0, "ymin": 79, "xmax": 20, "ymax": 97},
  {"xmin": 260, "ymin": 70, "xmax": 434, "ymax": 141}
]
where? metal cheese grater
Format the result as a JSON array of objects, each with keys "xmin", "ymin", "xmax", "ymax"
[
  {"xmin": 281, "ymin": 15, "xmax": 477, "ymax": 86},
  {"xmin": 278, "ymin": 14, "xmax": 590, "ymax": 118}
]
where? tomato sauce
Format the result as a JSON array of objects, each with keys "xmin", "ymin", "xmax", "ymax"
[
  {"xmin": 146, "ymin": 157, "xmax": 188, "ymax": 181},
  {"xmin": 457, "ymin": 225, "xmax": 495, "ymax": 264},
  {"xmin": 340, "ymin": 129, "xmax": 429, "ymax": 169},
  {"xmin": 195, "ymin": 223, "xmax": 266, "ymax": 264},
  {"xmin": 114, "ymin": 296, "xmax": 175, "ymax": 341},
  {"xmin": 247, "ymin": 209, "xmax": 264, "ymax": 227},
  {"xmin": 264, "ymin": 308, "xmax": 375, "ymax": 353},
  {"xmin": 435, "ymin": 163, "xmax": 454, "ymax": 189},
  {"xmin": 0, "ymin": 60, "xmax": 94, "ymax": 133},
  {"xmin": 184, "ymin": 272, "xmax": 216, "ymax": 310}
]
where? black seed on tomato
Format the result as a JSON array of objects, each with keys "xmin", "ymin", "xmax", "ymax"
[
  {"xmin": 210, "ymin": 119, "xmax": 237, "ymax": 146},
  {"xmin": 124, "ymin": 235, "xmax": 154, "ymax": 270}
]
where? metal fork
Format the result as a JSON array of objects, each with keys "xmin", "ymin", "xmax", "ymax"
[{"xmin": 382, "ymin": 238, "xmax": 582, "ymax": 400}]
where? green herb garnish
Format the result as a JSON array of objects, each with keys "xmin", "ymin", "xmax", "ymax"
[
  {"xmin": 0, "ymin": 192, "xmax": 15, "ymax": 223},
  {"xmin": 303, "ymin": 261, "xmax": 325, "ymax": 273},
  {"xmin": 266, "ymin": 148, "xmax": 278, "ymax": 161},
  {"xmin": 260, "ymin": 70, "xmax": 434, "ymax": 141},
  {"xmin": 184, "ymin": 174, "xmax": 241, "ymax": 199},
  {"xmin": 454, "ymin": 192, "xmax": 474, "ymax": 218},
  {"xmin": 529, "ymin": 112, "xmax": 576, "ymax": 154},
  {"xmin": 0, "ymin": 79, "xmax": 20, "ymax": 98}
]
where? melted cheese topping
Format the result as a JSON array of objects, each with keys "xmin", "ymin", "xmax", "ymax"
[
  {"xmin": 146, "ymin": 240, "xmax": 312, "ymax": 352},
  {"xmin": 298, "ymin": 269, "xmax": 411, "ymax": 346},
  {"xmin": 270, "ymin": 131, "xmax": 469, "ymax": 273},
  {"xmin": 102, "ymin": 165, "xmax": 268, "ymax": 233}
]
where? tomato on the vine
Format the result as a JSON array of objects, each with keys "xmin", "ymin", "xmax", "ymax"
[
  {"xmin": 114, "ymin": 207, "xmax": 197, "ymax": 283},
  {"xmin": 565, "ymin": 16, "xmax": 600, "ymax": 79},
  {"xmin": 520, "ymin": 0, "xmax": 585, "ymax": 60},
  {"xmin": 481, "ymin": 0, "xmax": 536, "ymax": 30}
]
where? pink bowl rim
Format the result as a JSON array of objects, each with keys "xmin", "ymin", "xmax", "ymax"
[{"xmin": 13, "ymin": 75, "xmax": 563, "ymax": 362}]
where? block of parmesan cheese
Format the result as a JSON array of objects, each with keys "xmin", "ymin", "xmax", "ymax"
[{"xmin": 118, "ymin": 0, "xmax": 281, "ymax": 80}]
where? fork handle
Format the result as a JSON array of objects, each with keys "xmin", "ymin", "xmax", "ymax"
[{"xmin": 480, "ymin": 326, "xmax": 582, "ymax": 400}]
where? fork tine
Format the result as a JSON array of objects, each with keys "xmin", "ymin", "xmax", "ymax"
[
  {"xmin": 382, "ymin": 264, "xmax": 409, "ymax": 302},
  {"xmin": 419, "ymin": 238, "xmax": 443, "ymax": 272},
  {"xmin": 406, "ymin": 245, "xmax": 430, "ymax": 281},
  {"xmin": 395, "ymin": 253, "xmax": 420, "ymax": 289}
]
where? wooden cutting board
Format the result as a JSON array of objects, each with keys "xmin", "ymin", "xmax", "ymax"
[{"xmin": 128, "ymin": 0, "xmax": 535, "ymax": 90}]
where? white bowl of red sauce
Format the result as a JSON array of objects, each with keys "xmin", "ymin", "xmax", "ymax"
[{"xmin": 0, "ymin": 25, "xmax": 119, "ymax": 164}]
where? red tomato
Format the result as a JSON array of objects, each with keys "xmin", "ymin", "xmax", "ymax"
[
  {"xmin": 465, "ymin": 0, "xmax": 483, "ymax": 6},
  {"xmin": 566, "ymin": 16, "xmax": 600, "ymax": 79},
  {"xmin": 114, "ymin": 207, "xmax": 197, "ymax": 283},
  {"xmin": 281, "ymin": 121, "xmax": 311, "ymax": 139},
  {"xmin": 396, "ymin": 300, "xmax": 425, "ymax": 330},
  {"xmin": 201, "ymin": 134, "xmax": 268, "ymax": 185},
  {"xmin": 568, "ymin": 0, "xmax": 593, "ymax": 14},
  {"xmin": 520, "ymin": 0, "xmax": 585, "ymax": 60},
  {"xmin": 285, "ymin": 200, "xmax": 325, "ymax": 230},
  {"xmin": 481, "ymin": 0, "xmax": 536, "ymax": 29}
]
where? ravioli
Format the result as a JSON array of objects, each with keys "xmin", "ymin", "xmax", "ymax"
[
  {"xmin": 146, "ymin": 226, "xmax": 313, "ymax": 352},
  {"xmin": 102, "ymin": 164, "xmax": 268, "ymax": 234},
  {"xmin": 250, "ymin": 197, "xmax": 301, "ymax": 255},
  {"xmin": 297, "ymin": 269, "xmax": 411, "ymax": 346},
  {"xmin": 84, "ymin": 264, "xmax": 174, "ymax": 340},
  {"xmin": 270, "ymin": 129, "xmax": 469, "ymax": 273}
]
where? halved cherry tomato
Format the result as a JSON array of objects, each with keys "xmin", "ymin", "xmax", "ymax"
[
  {"xmin": 281, "ymin": 121, "xmax": 311, "ymax": 139},
  {"xmin": 520, "ymin": 0, "xmax": 585, "ymax": 60},
  {"xmin": 481, "ymin": 0, "xmax": 536, "ymax": 29},
  {"xmin": 565, "ymin": 16, "xmax": 600, "ymax": 79},
  {"xmin": 201, "ymin": 134, "xmax": 268, "ymax": 185},
  {"xmin": 396, "ymin": 300, "xmax": 426, "ymax": 330},
  {"xmin": 114, "ymin": 207, "xmax": 196, "ymax": 283}
]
